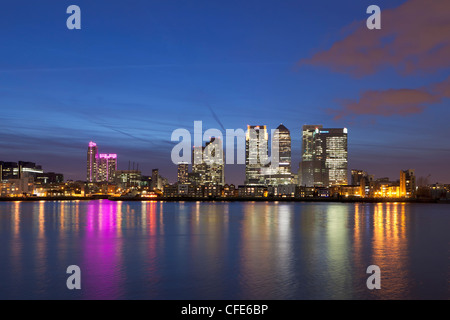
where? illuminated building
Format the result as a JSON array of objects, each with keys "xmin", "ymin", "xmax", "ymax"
[
  {"xmin": 96, "ymin": 154, "xmax": 117, "ymax": 183},
  {"xmin": 222, "ymin": 184, "xmax": 236, "ymax": 197},
  {"xmin": 300, "ymin": 126, "xmax": 348, "ymax": 187},
  {"xmin": 114, "ymin": 170, "xmax": 141, "ymax": 189},
  {"xmin": 18, "ymin": 161, "xmax": 43, "ymax": 178},
  {"xmin": 151, "ymin": 169, "xmax": 168, "ymax": 190},
  {"xmin": 35, "ymin": 172, "xmax": 64, "ymax": 185},
  {"xmin": 0, "ymin": 176, "xmax": 34, "ymax": 196},
  {"xmin": 263, "ymin": 124, "xmax": 292, "ymax": 185},
  {"xmin": 0, "ymin": 161, "xmax": 43, "ymax": 181},
  {"xmin": 238, "ymin": 185, "xmax": 267, "ymax": 197},
  {"xmin": 204, "ymin": 137, "xmax": 225, "ymax": 185},
  {"xmin": 191, "ymin": 137, "xmax": 225, "ymax": 186},
  {"xmin": 400, "ymin": 169, "xmax": 416, "ymax": 198},
  {"xmin": 87, "ymin": 141, "xmax": 98, "ymax": 182},
  {"xmin": 0, "ymin": 162, "xmax": 19, "ymax": 180},
  {"xmin": 192, "ymin": 146, "xmax": 207, "ymax": 184},
  {"xmin": 177, "ymin": 162, "xmax": 189, "ymax": 184},
  {"xmin": 351, "ymin": 169, "xmax": 367, "ymax": 186},
  {"xmin": 245, "ymin": 125, "xmax": 268, "ymax": 185},
  {"xmin": 299, "ymin": 125, "xmax": 324, "ymax": 186},
  {"xmin": 322, "ymin": 128, "xmax": 348, "ymax": 186}
]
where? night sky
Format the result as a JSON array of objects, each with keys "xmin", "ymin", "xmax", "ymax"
[{"xmin": 0, "ymin": 0, "xmax": 449, "ymax": 185}]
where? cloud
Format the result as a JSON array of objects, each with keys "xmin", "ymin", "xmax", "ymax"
[
  {"xmin": 299, "ymin": 0, "xmax": 450, "ymax": 76},
  {"xmin": 330, "ymin": 76, "xmax": 450, "ymax": 120}
]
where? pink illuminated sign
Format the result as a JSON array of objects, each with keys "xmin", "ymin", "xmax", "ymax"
[{"xmin": 98, "ymin": 154, "xmax": 117, "ymax": 159}]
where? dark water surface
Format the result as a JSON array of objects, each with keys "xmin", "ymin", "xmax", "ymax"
[{"xmin": 0, "ymin": 200, "xmax": 449, "ymax": 299}]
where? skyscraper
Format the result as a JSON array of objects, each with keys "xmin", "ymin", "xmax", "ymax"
[
  {"xmin": 204, "ymin": 137, "xmax": 225, "ymax": 186},
  {"xmin": 191, "ymin": 146, "xmax": 207, "ymax": 185},
  {"xmin": 299, "ymin": 125, "xmax": 324, "ymax": 187},
  {"xmin": 96, "ymin": 154, "xmax": 117, "ymax": 183},
  {"xmin": 263, "ymin": 124, "xmax": 292, "ymax": 185},
  {"xmin": 87, "ymin": 141, "xmax": 98, "ymax": 182},
  {"xmin": 245, "ymin": 125, "xmax": 268, "ymax": 185},
  {"xmin": 323, "ymin": 128, "xmax": 348, "ymax": 186},
  {"xmin": 300, "ymin": 126, "xmax": 348, "ymax": 187},
  {"xmin": 177, "ymin": 162, "xmax": 189, "ymax": 184},
  {"xmin": 191, "ymin": 137, "xmax": 225, "ymax": 185}
]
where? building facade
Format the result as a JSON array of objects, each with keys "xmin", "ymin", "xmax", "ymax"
[
  {"xmin": 400, "ymin": 169, "xmax": 416, "ymax": 198},
  {"xmin": 300, "ymin": 126, "xmax": 348, "ymax": 187},
  {"xmin": 87, "ymin": 141, "xmax": 98, "ymax": 182},
  {"xmin": 245, "ymin": 125, "xmax": 268, "ymax": 185},
  {"xmin": 177, "ymin": 162, "xmax": 189, "ymax": 184},
  {"xmin": 96, "ymin": 154, "xmax": 117, "ymax": 183}
]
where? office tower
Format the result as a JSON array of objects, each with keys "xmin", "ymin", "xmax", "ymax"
[
  {"xmin": 192, "ymin": 146, "xmax": 207, "ymax": 184},
  {"xmin": 177, "ymin": 162, "xmax": 189, "ymax": 184},
  {"xmin": 400, "ymin": 169, "xmax": 416, "ymax": 198},
  {"xmin": 191, "ymin": 138, "xmax": 225, "ymax": 186},
  {"xmin": 300, "ymin": 126, "xmax": 348, "ymax": 187},
  {"xmin": 96, "ymin": 154, "xmax": 117, "ymax": 183},
  {"xmin": 245, "ymin": 125, "xmax": 268, "ymax": 185},
  {"xmin": 87, "ymin": 141, "xmax": 98, "ymax": 182},
  {"xmin": 204, "ymin": 137, "xmax": 225, "ymax": 186},
  {"xmin": 263, "ymin": 124, "xmax": 292, "ymax": 185},
  {"xmin": 276, "ymin": 124, "xmax": 291, "ymax": 172},
  {"xmin": 318, "ymin": 128, "xmax": 348, "ymax": 186},
  {"xmin": 323, "ymin": 128, "xmax": 348, "ymax": 186},
  {"xmin": 299, "ymin": 125, "xmax": 324, "ymax": 186}
]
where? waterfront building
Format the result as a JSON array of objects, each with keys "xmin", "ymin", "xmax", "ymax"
[
  {"xmin": 245, "ymin": 125, "xmax": 269, "ymax": 185},
  {"xmin": 87, "ymin": 141, "xmax": 98, "ymax": 182},
  {"xmin": 96, "ymin": 154, "xmax": 117, "ymax": 183},
  {"xmin": 299, "ymin": 126, "xmax": 348, "ymax": 187},
  {"xmin": 400, "ymin": 169, "xmax": 416, "ymax": 198},
  {"xmin": 1, "ymin": 161, "xmax": 44, "ymax": 181},
  {"xmin": 262, "ymin": 124, "xmax": 293, "ymax": 186},
  {"xmin": 114, "ymin": 170, "xmax": 141, "ymax": 190},
  {"xmin": 191, "ymin": 137, "xmax": 224, "ymax": 186},
  {"xmin": 177, "ymin": 162, "xmax": 189, "ymax": 184}
]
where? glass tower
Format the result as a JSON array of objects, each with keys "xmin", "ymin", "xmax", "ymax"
[
  {"xmin": 245, "ymin": 125, "xmax": 268, "ymax": 185},
  {"xmin": 87, "ymin": 141, "xmax": 98, "ymax": 183},
  {"xmin": 300, "ymin": 126, "xmax": 348, "ymax": 186}
]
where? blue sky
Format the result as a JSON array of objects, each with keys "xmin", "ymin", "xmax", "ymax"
[{"xmin": 1, "ymin": 0, "xmax": 449, "ymax": 184}]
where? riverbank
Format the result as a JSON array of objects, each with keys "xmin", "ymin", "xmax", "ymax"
[{"xmin": 0, "ymin": 195, "xmax": 448, "ymax": 203}]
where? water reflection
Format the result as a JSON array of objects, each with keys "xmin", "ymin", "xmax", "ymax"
[{"xmin": 0, "ymin": 200, "xmax": 448, "ymax": 299}]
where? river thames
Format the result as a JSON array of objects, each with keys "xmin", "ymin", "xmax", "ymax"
[{"xmin": 0, "ymin": 200, "xmax": 448, "ymax": 299}]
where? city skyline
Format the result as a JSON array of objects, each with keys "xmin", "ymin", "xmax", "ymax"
[
  {"xmin": 0, "ymin": 121, "xmax": 441, "ymax": 187},
  {"xmin": 0, "ymin": 0, "xmax": 449, "ymax": 185}
]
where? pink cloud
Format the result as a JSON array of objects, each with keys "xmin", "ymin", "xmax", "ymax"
[
  {"xmin": 331, "ymin": 76, "xmax": 450, "ymax": 120},
  {"xmin": 300, "ymin": 0, "xmax": 450, "ymax": 76}
]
